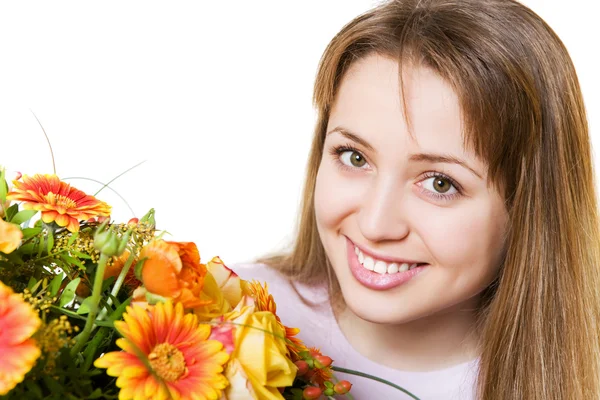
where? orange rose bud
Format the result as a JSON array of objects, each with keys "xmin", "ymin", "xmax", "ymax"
[
  {"xmin": 139, "ymin": 240, "xmax": 211, "ymax": 309},
  {"xmin": 127, "ymin": 217, "xmax": 139, "ymax": 225},
  {"xmin": 302, "ymin": 386, "xmax": 322, "ymax": 400},
  {"xmin": 334, "ymin": 380, "xmax": 352, "ymax": 395},
  {"xmin": 314, "ymin": 355, "xmax": 333, "ymax": 368},
  {"xmin": 295, "ymin": 360, "xmax": 309, "ymax": 376}
]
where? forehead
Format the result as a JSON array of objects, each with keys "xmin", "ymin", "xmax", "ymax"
[{"xmin": 328, "ymin": 54, "xmax": 478, "ymax": 165}]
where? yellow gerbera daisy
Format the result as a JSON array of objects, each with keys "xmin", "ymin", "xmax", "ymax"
[
  {"xmin": 95, "ymin": 301, "xmax": 229, "ymax": 400},
  {"xmin": 7, "ymin": 174, "xmax": 111, "ymax": 232},
  {"xmin": 0, "ymin": 281, "xmax": 42, "ymax": 395}
]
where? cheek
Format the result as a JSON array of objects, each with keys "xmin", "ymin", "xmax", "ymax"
[
  {"xmin": 314, "ymin": 162, "xmax": 366, "ymax": 230},
  {"xmin": 416, "ymin": 203, "xmax": 506, "ymax": 274}
]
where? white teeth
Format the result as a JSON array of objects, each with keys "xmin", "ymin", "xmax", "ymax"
[
  {"xmin": 373, "ymin": 261, "xmax": 387, "ymax": 274},
  {"xmin": 355, "ymin": 246, "xmax": 421, "ymax": 275},
  {"xmin": 363, "ymin": 256, "xmax": 375, "ymax": 271},
  {"xmin": 387, "ymin": 263, "xmax": 399, "ymax": 274}
]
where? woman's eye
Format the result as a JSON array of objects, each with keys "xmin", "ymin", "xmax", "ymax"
[
  {"xmin": 421, "ymin": 176, "xmax": 458, "ymax": 195},
  {"xmin": 340, "ymin": 150, "xmax": 368, "ymax": 168}
]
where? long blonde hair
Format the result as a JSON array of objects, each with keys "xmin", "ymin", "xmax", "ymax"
[{"xmin": 262, "ymin": 0, "xmax": 600, "ymax": 398}]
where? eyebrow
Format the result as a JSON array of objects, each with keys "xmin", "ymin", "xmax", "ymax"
[
  {"xmin": 326, "ymin": 126, "xmax": 375, "ymax": 153},
  {"xmin": 410, "ymin": 153, "xmax": 482, "ymax": 178}
]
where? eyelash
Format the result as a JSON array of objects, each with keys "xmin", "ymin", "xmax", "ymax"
[
  {"xmin": 329, "ymin": 143, "xmax": 367, "ymax": 172},
  {"xmin": 328, "ymin": 143, "xmax": 464, "ymax": 202},
  {"xmin": 418, "ymin": 171, "xmax": 463, "ymax": 202}
]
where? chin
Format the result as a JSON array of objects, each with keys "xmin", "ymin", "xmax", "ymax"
[{"xmin": 337, "ymin": 277, "xmax": 425, "ymax": 325}]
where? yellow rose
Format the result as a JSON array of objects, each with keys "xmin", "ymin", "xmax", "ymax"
[
  {"xmin": 194, "ymin": 257, "xmax": 249, "ymax": 320},
  {"xmin": 220, "ymin": 304, "xmax": 296, "ymax": 400},
  {"xmin": 0, "ymin": 218, "xmax": 22, "ymax": 254}
]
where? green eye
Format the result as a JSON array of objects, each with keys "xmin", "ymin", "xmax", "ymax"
[
  {"xmin": 432, "ymin": 177, "xmax": 451, "ymax": 193},
  {"xmin": 421, "ymin": 174, "xmax": 459, "ymax": 197},
  {"xmin": 341, "ymin": 151, "xmax": 367, "ymax": 168}
]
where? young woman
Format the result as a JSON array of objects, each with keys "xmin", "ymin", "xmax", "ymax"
[{"xmin": 237, "ymin": 0, "xmax": 600, "ymax": 398}]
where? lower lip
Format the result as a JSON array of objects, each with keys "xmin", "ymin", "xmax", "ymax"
[{"xmin": 346, "ymin": 238, "xmax": 427, "ymax": 290}]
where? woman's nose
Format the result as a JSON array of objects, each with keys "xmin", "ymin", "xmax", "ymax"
[{"xmin": 357, "ymin": 176, "xmax": 410, "ymax": 243}]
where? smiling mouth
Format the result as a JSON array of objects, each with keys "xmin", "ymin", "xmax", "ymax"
[
  {"xmin": 354, "ymin": 245, "xmax": 427, "ymax": 274},
  {"xmin": 351, "ymin": 241, "xmax": 429, "ymax": 275}
]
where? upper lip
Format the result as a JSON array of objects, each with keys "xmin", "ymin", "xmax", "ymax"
[{"xmin": 348, "ymin": 237, "xmax": 426, "ymax": 265}]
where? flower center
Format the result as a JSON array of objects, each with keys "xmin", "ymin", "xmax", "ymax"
[
  {"xmin": 45, "ymin": 193, "xmax": 77, "ymax": 209},
  {"xmin": 148, "ymin": 343, "xmax": 187, "ymax": 382}
]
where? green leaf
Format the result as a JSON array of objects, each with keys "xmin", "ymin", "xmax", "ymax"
[
  {"xmin": 0, "ymin": 168, "xmax": 7, "ymax": 203},
  {"xmin": 27, "ymin": 276, "xmax": 38, "ymax": 291},
  {"xmin": 77, "ymin": 296, "xmax": 95, "ymax": 315},
  {"xmin": 37, "ymin": 234, "xmax": 46, "ymax": 257},
  {"xmin": 22, "ymin": 227, "xmax": 43, "ymax": 239},
  {"xmin": 67, "ymin": 231, "xmax": 79, "ymax": 246},
  {"xmin": 49, "ymin": 272, "xmax": 65, "ymax": 297},
  {"xmin": 71, "ymin": 250, "xmax": 91, "ymax": 259},
  {"xmin": 134, "ymin": 257, "xmax": 147, "ymax": 280},
  {"xmin": 29, "ymin": 278, "xmax": 43, "ymax": 294},
  {"xmin": 42, "ymin": 375, "xmax": 64, "ymax": 394},
  {"xmin": 18, "ymin": 242, "xmax": 35, "ymax": 254},
  {"xmin": 24, "ymin": 380, "xmax": 43, "ymax": 399},
  {"xmin": 5, "ymin": 203, "xmax": 18, "ymax": 221},
  {"xmin": 101, "ymin": 276, "xmax": 115, "ymax": 292},
  {"xmin": 88, "ymin": 389, "xmax": 104, "ymax": 399},
  {"xmin": 47, "ymin": 229, "xmax": 55, "ymax": 253},
  {"xmin": 108, "ymin": 297, "xmax": 131, "ymax": 321},
  {"xmin": 10, "ymin": 209, "xmax": 38, "ymax": 225},
  {"xmin": 59, "ymin": 277, "xmax": 80, "ymax": 307},
  {"xmin": 60, "ymin": 253, "xmax": 85, "ymax": 270}
]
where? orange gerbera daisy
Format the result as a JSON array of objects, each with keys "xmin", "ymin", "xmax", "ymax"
[
  {"xmin": 7, "ymin": 174, "xmax": 111, "ymax": 232},
  {"xmin": 247, "ymin": 281, "xmax": 308, "ymax": 361},
  {"xmin": 95, "ymin": 301, "xmax": 229, "ymax": 400},
  {"xmin": 0, "ymin": 281, "xmax": 42, "ymax": 395}
]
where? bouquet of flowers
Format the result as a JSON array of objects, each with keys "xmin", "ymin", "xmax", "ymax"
[{"xmin": 0, "ymin": 168, "xmax": 354, "ymax": 400}]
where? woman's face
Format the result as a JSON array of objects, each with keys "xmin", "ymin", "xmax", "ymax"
[{"xmin": 314, "ymin": 54, "xmax": 508, "ymax": 324}]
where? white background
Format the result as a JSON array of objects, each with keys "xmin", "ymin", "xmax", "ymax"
[{"xmin": 0, "ymin": 1, "xmax": 597, "ymax": 265}]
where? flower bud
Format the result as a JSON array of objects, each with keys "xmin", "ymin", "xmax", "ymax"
[
  {"xmin": 302, "ymin": 386, "xmax": 322, "ymax": 400},
  {"xmin": 127, "ymin": 217, "xmax": 139, "ymax": 226},
  {"xmin": 295, "ymin": 360, "xmax": 309, "ymax": 376},
  {"xmin": 314, "ymin": 355, "xmax": 333, "ymax": 368},
  {"xmin": 334, "ymin": 380, "xmax": 352, "ymax": 395},
  {"xmin": 94, "ymin": 223, "xmax": 129, "ymax": 257}
]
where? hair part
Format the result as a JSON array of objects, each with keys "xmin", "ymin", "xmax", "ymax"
[{"xmin": 261, "ymin": 0, "xmax": 600, "ymax": 398}]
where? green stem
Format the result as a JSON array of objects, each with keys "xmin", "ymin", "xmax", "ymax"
[
  {"xmin": 98, "ymin": 250, "xmax": 136, "ymax": 320},
  {"xmin": 50, "ymin": 306, "xmax": 114, "ymax": 327},
  {"xmin": 82, "ymin": 326, "xmax": 109, "ymax": 371},
  {"xmin": 70, "ymin": 253, "xmax": 109, "ymax": 356},
  {"xmin": 331, "ymin": 366, "xmax": 421, "ymax": 400}
]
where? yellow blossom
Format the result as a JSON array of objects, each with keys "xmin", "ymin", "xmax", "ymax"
[
  {"xmin": 220, "ymin": 304, "xmax": 296, "ymax": 400},
  {"xmin": 0, "ymin": 218, "xmax": 22, "ymax": 254}
]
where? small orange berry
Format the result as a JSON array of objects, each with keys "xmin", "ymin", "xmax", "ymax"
[
  {"xmin": 303, "ymin": 386, "xmax": 322, "ymax": 399},
  {"xmin": 334, "ymin": 380, "xmax": 352, "ymax": 394},
  {"xmin": 295, "ymin": 360, "xmax": 309, "ymax": 376},
  {"xmin": 314, "ymin": 355, "xmax": 333, "ymax": 368}
]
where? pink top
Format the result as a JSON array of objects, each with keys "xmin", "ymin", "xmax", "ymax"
[{"xmin": 233, "ymin": 263, "xmax": 478, "ymax": 400}]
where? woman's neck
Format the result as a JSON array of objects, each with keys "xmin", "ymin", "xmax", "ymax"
[{"xmin": 334, "ymin": 296, "xmax": 481, "ymax": 371}]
